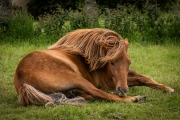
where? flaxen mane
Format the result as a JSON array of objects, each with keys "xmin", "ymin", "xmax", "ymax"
[{"xmin": 48, "ymin": 28, "xmax": 125, "ymax": 71}]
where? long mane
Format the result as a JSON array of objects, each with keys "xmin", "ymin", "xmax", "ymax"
[{"xmin": 48, "ymin": 28, "xmax": 125, "ymax": 71}]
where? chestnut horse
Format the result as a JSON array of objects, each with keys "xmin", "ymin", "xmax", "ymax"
[{"xmin": 14, "ymin": 28, "xmax": 174, "ymax": 106}]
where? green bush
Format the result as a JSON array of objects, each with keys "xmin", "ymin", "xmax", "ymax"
[
  {"xmin": 5, "ymin": 11, "xmax": 34, "ymax": 39},
  {"xmin": 101, "ymin": 5, "xmax": 139, "ymax": 38},
  {"xmin": 36, "ymin": 7, "xmax": 100, "ymax": 40},
  {"xmin": 26, "ymin": 0, "xmax": 178, "ymax": 18},
  {"xmin": 69, "ymin": 8, "xmax": 100, "ymax": 30},
  {"xmin": 2, "ymin": 5, "xmax": 180, "ymax": 45},
  {"xmin": 0, "ymin": 0, "xmax": 11, "ymax": 39},
  {"xmin": 167, "ymin": 14, "xmax": 180, "ymax": 40},
  {"xmin": 100, "ymin": 4, "xmax": 180, "ymax": 44},
  {"xmin": 36, "ymin": 10, "xmax": 67, "ymax": 38}
]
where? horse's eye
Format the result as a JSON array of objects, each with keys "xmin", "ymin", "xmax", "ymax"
[{"xmin": 111, "ymin": 62, "xmax": 115, "ymax": 66}]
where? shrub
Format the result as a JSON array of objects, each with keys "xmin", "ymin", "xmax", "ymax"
[
  {"xmin": 100, "ymin": 4, "xmax": 180, "ymax": 44},
  {"xmin": 35, "ymin": 4, "xmax": 180, "ymax": 44},
  {"xmin": 167, "ymin": 14, "xmax": 180, "ymax": 41},
  {"xmin": 0, "ymin": 0, "xmax": 11, "ymax": 39},
  {"xmin": 69, "ymin": 8, "xmax": 100, "ymax": 30},
  {"xmin": 36, "ymin": 7, "xmax": 100, "ymax": 40},
  {"xmin": 5, "ymin": 10, "xmax": 34, "ymax": 39},
  {"xmin": 35, "ymin": 7, "xmax": 68, "ymax": 40},
  {"xmin": 2, "ymin": 5, "xmax": 180, "ymax": 45}
]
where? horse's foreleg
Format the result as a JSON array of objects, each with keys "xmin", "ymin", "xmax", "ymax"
[
  {"xmin": 128, "ymin": 70, "xmax": 174, "ymax": 93},
  {"xmin": 75, "ymin": 76, "xmax": 146, "ymax": 102}
]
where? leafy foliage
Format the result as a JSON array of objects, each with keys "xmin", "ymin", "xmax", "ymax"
[
  {"xmin": 97, "ymin": 0, "xmax": 178, "ymax": 11},
  {"xmin": 2, "ymin": 4, "xmax": 180, "ymax": 44},
  {"xmin": 27, "ymin": 0, "xmax": 84, "ymax": 18},
  {"xmin": 68, "ymin": 8, "xmax": 100, "ymax": 30},
  {"xmin": 36, "ymin": 7, "xmax": 67, "ymax": 38},
  {"xmin": 27, "ymin": 0, "xmax": 178, "ymax": 18},
  {"xmin": 100, "ymin": 4, "xmax": 180, "ymax": 44},
  {"xmin": 4, "ymin": 11, "xmax": 34, "ymax": 39},
  {"xmin": 0, "ymin": 0, "xmax": 11, "ymax": 38},
  {"xmin": 35, "ymin": 7, "xmax": 100, "ymax": 41}
]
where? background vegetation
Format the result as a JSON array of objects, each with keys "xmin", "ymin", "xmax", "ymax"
[
  {"xmin": 1, "ymin": 0, "xmax": 180, "ymax": 44},
  {"xmin": 26, "ymin": 0, "xmax": 178, "ymax": 17}
]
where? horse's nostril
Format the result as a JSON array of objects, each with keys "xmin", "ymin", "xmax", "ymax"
[
  {"xmin": 118, "ymin": 87, "xmax": 128, "ymax": 93},
  {"xmin": 118, "ymin": 87, "xmax": 121, "ymax": 91}
]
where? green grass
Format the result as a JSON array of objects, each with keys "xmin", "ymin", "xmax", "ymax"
[{"xmin": 0, "ymin": 38, "xmax": 180, "ymax": 120}]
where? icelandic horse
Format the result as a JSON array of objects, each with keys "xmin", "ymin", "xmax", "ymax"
[{"xmin": 14, "ymin": 28, "xmax": 174, "ymax": 106}]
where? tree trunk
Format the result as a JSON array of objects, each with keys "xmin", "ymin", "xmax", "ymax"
[
  {"xmin": 85, "ymin": 0, "xmax": 98, "ymax": 21},
  {"xmin": 0, "ymin": 0, "xmax": 11, "ymax": 18}
]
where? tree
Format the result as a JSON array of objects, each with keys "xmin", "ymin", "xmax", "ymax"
[
  {"xmin": 0, "ymin": 0, "xmax": 11, "ymax": 31},
  {"xmin": 27, "ymin": 0, "xmax": 84, "ymax": 18},
  {"xmin": 96, "ymin": 0, "xmax": 178, "ymax": 11},
  {"xmin": 0, "ymin": 0, "xmax": 11, "ymax": 18},
  {"xmin": 26, "ymin": 0, "xmax": 178, "ymax": 18},
  {"xmin": 85, "ymin": 0, "xmax": 98, "ymax": 20}
]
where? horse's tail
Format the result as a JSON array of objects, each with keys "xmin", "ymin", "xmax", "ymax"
[
  {"xmin": 18, "ymin": 83, "xmax": 53, "ymax": 106},
  {"xmin": 18, "ymin": 83, "xmax": 86, "ymax": 107}
]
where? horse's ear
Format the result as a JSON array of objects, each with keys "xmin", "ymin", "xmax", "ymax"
[
  {"xmin": 124, "ymin": 38, "xmax": 128, "ymax": 46},
  {"xmin": 124, "ymin": 38, "xmax": 129, "ymax": 51}
]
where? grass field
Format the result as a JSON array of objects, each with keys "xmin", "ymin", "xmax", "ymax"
[{"xmin": 0, "ymin": 39, "xmax": 180, "ymax": 120}]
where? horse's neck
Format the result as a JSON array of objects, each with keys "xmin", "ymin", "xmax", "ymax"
[{"xmin": 90, "ymin": 66, "xmax": 116, "ymax": 91}]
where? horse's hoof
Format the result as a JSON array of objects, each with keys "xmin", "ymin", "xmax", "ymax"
[
  {"xmin": 139, "ymin": 96, "xmax": 146, "ymax": 101},
  {"xmin": 169, "ymin": 88, "xmax": 175, "ymax": 93},
  {"xmin": 166, "ymin": 87, "xmax": 175, "ymax": 93},
  {"xmin": 131, "ymin": 95, "xmax": 146, "ymax": 102},
  {"xmin": 45, "ymin": 102, "xmax": 55, "ymax": 107},
  {"xmin": 133, "ymin": 95, "xmax": 146, "ymax": 102},
  {"xmin": 169, "ymin": 90, "xmax": 176, "ymax": 94}
]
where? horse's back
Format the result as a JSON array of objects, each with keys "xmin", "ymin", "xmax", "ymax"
[{"xmin": 14, "ymin": 50, "xmax": 91, "ymax": 94}]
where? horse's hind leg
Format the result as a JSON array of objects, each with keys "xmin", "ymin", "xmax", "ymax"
[
  {"xmin": 64, "ymin": 89, "xmax": 93, "ymax": 100},
  {"xmin": 127, "ymin": 69, "xmax": 174, "ymax": 93}
]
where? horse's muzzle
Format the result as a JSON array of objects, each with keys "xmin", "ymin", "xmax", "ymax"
[{"xmin": 115, "ymin": 87, "xmax": 128, "ymax": 97}]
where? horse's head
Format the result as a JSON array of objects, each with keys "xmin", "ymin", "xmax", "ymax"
[{"xmin": 109, "ymin": 39, "xmax": 130, "ymax": 97}]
